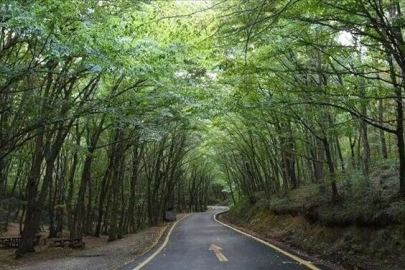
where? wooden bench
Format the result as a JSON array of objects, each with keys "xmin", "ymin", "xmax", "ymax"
[
  {"xmin": 0, "ymin": 234, "xmax": 41, "ymax": 248},
  {"xmin": 52, "ymin": 238, "xmax": 85, "ymax": 249}
]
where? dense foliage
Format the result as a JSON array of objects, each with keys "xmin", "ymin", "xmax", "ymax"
[
  {"xmin": 1, "ymin": 0, "xmax": 405, "ymax": 259},
  {"xmin": 0, "ymin": 0, "xmax": 216, "ymax": 256},
  {"xmin": 212, "ymin": 0, "xmax": 405, "ymax": 203}
]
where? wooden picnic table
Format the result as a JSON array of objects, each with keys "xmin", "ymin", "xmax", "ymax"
[
  {"xmin": 0, "ymin": 236, "xmax": 20, "ymax": 248},
  {"xmin": 0, "ymin": 234, "xmax": 41, "ymax": 248},
  {"xmin": 52, "ymin": 238, "xmax": 85, "ymax": 249}
]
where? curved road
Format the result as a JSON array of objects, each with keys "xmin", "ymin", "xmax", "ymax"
[{"xmin": 121, "ymin": 206, "xmax": 325, "ymax": 270}]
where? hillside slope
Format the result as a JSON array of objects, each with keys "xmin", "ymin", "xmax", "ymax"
[{"xmin": 222, "ymin": 184, "xmax": 405, "ymax": 270}]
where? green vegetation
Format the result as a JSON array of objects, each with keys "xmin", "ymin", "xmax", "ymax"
[
  {"xmin": 0, "ymin": 0, "xmax": 218, "ymax": 257},
  {"xmin": 1, "ymin": 0, "xmax": 405, "ymax": 266}
]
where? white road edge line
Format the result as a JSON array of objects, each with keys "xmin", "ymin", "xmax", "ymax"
[
  {"xmin": 132, "ymin": 214, "xmax": 191, "ymax": 270},
  {"xmin": 213, "ymin": 211, "xmax": 321, "ymax": 270}
]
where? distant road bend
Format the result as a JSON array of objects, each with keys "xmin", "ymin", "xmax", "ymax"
[{"xmin": 121, "ymin": 206, "xmax": 326, "ymax": 270}]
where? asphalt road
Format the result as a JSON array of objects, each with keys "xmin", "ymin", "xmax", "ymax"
[{"xmin": 121, "ymin": 206, "xmax": 322, "ymax": 270}]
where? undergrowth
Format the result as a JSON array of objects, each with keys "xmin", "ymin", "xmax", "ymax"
[{"xmin": 225, "ymin": 166, "xmax": 405, "ymax": 270}]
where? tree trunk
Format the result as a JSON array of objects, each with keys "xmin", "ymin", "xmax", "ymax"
[
  {"xmin": 379, "ymin": 99, "xmax": 388, "ymax": 159},
  {"xmin": 323, "ymin": 138, "xmax": 339, "ymax": 200}
]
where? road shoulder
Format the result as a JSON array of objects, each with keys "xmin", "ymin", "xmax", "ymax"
[
  {"xmin": 119, "ymin": 213, "xmax": 191, "ymax": 270},
  {"xmin": 216, "ymin": 211, "xmax": 339, "ymax": 270},
  {"xmin": 1, "ymin": 218, "xmax": 192, "ymax": 270}
]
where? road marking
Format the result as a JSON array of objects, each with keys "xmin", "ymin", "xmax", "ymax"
[
  {"xmin": 209, "ymin": 244, "xmax": 228, "ymax": 262},
  {"xmin": 213, "ymin": 210, "xmax": 321, "ymax": 270},
  {"xmin": 132, "ymin": 214, "xmax": 191, "ymax": 270}
]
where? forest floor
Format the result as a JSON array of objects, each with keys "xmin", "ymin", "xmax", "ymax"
[
  {"xmin": 220, "ymin": 166, "xmax": 405, "ymax": 270},
  {"xmin": 0, "ymin": 214, "xmax": 188, "ymax": 270}
]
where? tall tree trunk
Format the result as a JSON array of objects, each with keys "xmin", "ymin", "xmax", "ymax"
[
  {"xmin": 379, "ymin": 99, "xmax": 388, "ymax": 159},
  {"xmin": 16, "ymin": 131, "xmax": 44, "ymax": 256},
  {"xmin": 323, "ymin": 138, "xmax": 339, "ymax": 200}
]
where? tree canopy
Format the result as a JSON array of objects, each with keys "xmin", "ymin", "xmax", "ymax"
[{"xmin": 1, "ymin": 0, "xmax": 405, "ymax": 258}]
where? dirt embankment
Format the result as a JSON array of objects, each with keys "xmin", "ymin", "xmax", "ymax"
[{"xmin": 221, "ymin": 193, "xmax": 405, "ymax": 270}]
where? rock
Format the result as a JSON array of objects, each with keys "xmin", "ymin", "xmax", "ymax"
[{"xmin": 165, "ymin": 211, "xmax": 176, "ymax": 221}]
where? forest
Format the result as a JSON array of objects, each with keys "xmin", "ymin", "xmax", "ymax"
[{"xmin": 1, "ymin": 0, "xmax": 405, "ymax": 269}]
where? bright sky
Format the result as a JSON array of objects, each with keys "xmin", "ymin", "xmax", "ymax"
[{"xmin": 337, "ymin": 31, "xmax": 354, "ymax": 46}]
